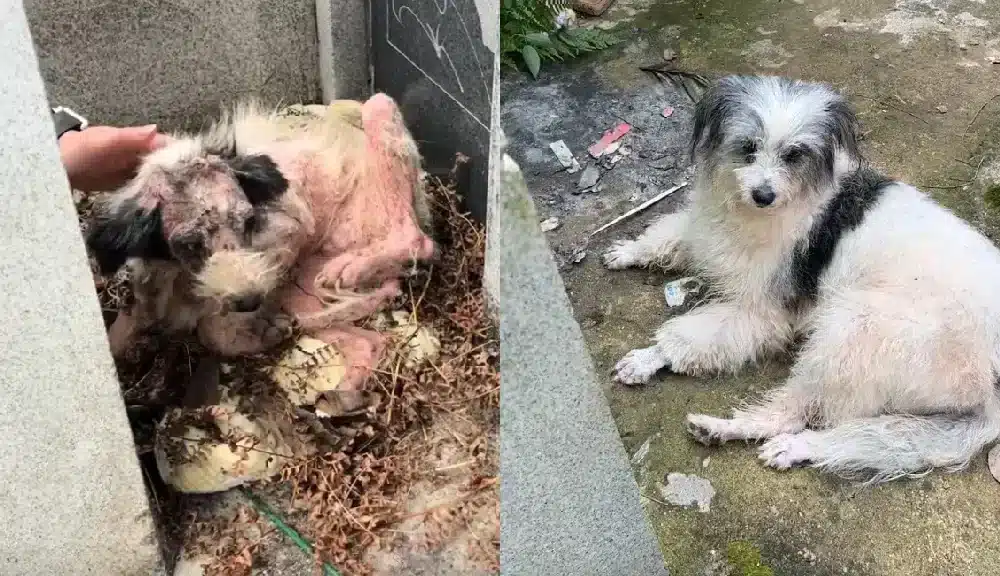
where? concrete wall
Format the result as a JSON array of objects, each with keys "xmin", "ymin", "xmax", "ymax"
[
  {"xmin": 316, "ymin": 0, "xmax": 369, "ymax": 102},
  {"xmin": 0, "ymin": 2, "xmax": 163, "ymax": 573},
  {"xmin": 23, "ymin": 0, "xmax": 322, "ymax": 130},
  {"xmin": 493, "ymin": 128, "xmax": 668, "ymax": 576}
]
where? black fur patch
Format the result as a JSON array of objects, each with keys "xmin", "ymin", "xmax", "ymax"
[
  {"xmin": 787, "ymin": 168, "xmax": 893, "ymax": 307},
  {"xmin": 86, "ymin": 201, "xmax": 173, "ymax": 274},
  {"xmin": 225, "ymin": 154, "xmax": 289, "ymax": 205},
  {"xmin": 690, "ymin": 77, "xmax": 746, "ymax": 161}
]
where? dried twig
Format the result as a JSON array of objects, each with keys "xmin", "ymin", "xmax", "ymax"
[{"xmin": 968, "ymin": 94, "xmax": 1000, "ymax": 131}]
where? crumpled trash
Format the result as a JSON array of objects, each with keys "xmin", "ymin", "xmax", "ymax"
[
  {"xmin": 989, "ymin": 444, "xmax": 1000, "ymax": 483},
  {"xmin": 154, "ymin": 385, "xmax": 298, "ymax": 494},
  {"xmin": 664, "ymin": 276, "xmax": 704, "ymax": 307},
  {"xmin": 270, "ymin": 336, "xmax": 349, "ymax": 407},
  {"xmin": 372, "ymin": 310, "xmax": 442, "ymax": 369}
]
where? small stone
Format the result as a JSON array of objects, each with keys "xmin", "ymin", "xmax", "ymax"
[
  {"xmin": 570, "ymin": 247, "xmax": 587, "ymax": 263},
  {"xmin": 873, "ymin": 53, "xmax": 881, "ymax": 60},
  {"xmin": 702, "ymin": 456, "xmax": 711, "ymax": 468},
  {"xmin": 989, "ymin": 444, "xmax": 1000, "ymax": 483},
  {"xmin": 578, "ymin": 164, "xmax": 601, "ymax": 189},
  {"xmin": 631, "ymin": 437, "xmax": 652, "ymax": 465},
  {"xmin": 936, "ymin": 105, "xmax": 948, "ymax": 114},
  {"xmin": 662, "ymin": 48, "xmax": 677, "ymax": 61},
  {"xmin": 660, "ymin": 472, "xmax": 716, "ymax": 513},
  {"xmin": 539, "ymin": 217, "xmax": 560, "ymax": 232},
  {"xmin": 960, "ymin": 43, "xmax": 969, "ymax": 51}
]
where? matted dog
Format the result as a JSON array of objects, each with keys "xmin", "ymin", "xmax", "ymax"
[
  {"xmin": 86, "ymin": 94, "xmax": 435, "ymax": 390},
  {"xmin": 603, "ymin": 75, "xmax": 1000, "ymax": 483}
]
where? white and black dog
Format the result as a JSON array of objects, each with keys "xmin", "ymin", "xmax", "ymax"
[{"xmin": 603, "ymin": 75, "xmax": 1000, "ymax": 483}]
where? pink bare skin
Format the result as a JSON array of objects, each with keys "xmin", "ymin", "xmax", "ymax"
[
  {"xmin": 93, "ymin": 94, "xmax": 435, "ymax": 390},
  {"xmin": 267, "ymin": 94, "xmax": 435, "ymax": 389}
]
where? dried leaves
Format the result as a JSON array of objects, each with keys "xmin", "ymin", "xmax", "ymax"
[{"xmin": 88, "ymin": 171, "xmax": 497, "ymax": 575}]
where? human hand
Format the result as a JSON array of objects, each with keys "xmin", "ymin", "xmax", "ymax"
[{"xmin": 58, "ymin": 124, "xmax": 171, "ymax": 192}]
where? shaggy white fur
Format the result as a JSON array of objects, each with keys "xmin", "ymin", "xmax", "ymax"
[{"xmin": 603, "ymin": 75, "xmax": 1000, "ymax": 483}]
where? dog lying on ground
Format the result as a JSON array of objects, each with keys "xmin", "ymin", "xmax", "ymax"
[
  {"xmin": 603, "ymin": 75, "xmax": 1000, "ymax": 483},
  {"xmin": 86, "ymin": 94, "xmax": 435, "ymax": 390}
]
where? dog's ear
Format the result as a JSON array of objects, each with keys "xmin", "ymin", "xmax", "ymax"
[
  {"xmin": 690, "ymin": 77, "xmax": 741, "ymax": 162},
  {"xmin": 825, "ymin": 99, "xmax": 861, "ymax": 160},
  {"xmin": 86, "ymin": 200, "xmax": 172, "ymax": 275},
  {"xmin": 226, "ymin": 154, "xmax": 289, "ymax": 205}
]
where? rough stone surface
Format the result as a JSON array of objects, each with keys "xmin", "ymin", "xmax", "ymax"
[
  {"xmin": 23, "ymin": 0, "xmax": 321, "ymax": 131},
  {"xmin": 0, "ymin": 3, "xmax": 161, "ymax": 573},
  {"xmin": 501, "ymin": 0, "xmax": 1000, "ymax": 574},
  {"xmin": 316, "ymin": 0, "xmax": 369, "ymax": 102},
  {"xmin": 496, "ymin": 144, "xmax": 668, "ymax": 574}
]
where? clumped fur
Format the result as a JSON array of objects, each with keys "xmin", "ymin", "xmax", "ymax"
[
  {"xmin": 88, "ymin": 95, "xmax": 436, "ymax": 382},
  {"xmin": 604, "ymin": 74, "xmax": 1000, "ymax": 484}
]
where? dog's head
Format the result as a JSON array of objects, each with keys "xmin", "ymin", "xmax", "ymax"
[
  {"xmin": 690, "ymin": 75, "xmax": 861, "ymax": 210},
  {"xmin": 86, "ymin": 138, "xmax": 289, "ymax": 312}
]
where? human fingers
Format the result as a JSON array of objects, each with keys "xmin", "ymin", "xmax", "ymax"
[{"xmin": 114, "ymin": 124, "xmax": 162, "ymax": 153}]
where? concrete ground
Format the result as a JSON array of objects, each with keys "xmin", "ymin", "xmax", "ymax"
[{"xmin": 501, "ymin": 0, "xmax": 1000, "ymax": 574}]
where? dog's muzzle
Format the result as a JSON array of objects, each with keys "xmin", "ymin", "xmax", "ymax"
[{"xmin": 751, "ymin": 186, "xmax": 776, "ymax": 207}]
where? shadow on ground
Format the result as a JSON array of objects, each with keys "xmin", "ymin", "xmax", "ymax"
[{"xmin": 501, "ymin": 0, "xmax": 1000, "ymax": 574}]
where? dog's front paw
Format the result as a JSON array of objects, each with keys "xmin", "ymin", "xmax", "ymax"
[
  {"xmin": 758, "ymin": 432, "xmax": 813, "ymax": 470},
  {"xmin": 253, "ymin": 313, "xmax": 296, "ymax": 348},
  {"xmin": 603, "ymin": 240, "xmax": 640, "ymax": 270},
  {"xmin": 613, "ymin": 346, "xmax": 667, "ymax": 385},
  {"xmin": 685, "ymin": 414, "xmax": 729, "ymax": 446}
]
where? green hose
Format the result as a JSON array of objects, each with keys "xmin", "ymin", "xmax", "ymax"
[{"xmin": 240, "ymin": 488, "xmax": 342, "ymax": 576}]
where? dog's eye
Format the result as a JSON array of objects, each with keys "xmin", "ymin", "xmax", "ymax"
[
  {"xmin": 243, "ymin": 215, "xmax": 258, "ymax": 237},
  {"xmin": 782, "ymin": 147, "xmax": 805, "ymax": 164},
  {"xmin": 170, "ymin": 232, "xmax": 207, "ymax": 262},
  {"xmin": 741, "ymin": 140, "xmax": 758, "ymax": 163}
]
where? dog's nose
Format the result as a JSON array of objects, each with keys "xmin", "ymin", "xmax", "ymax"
[
  {"xmin": 751, "ymin": 187, "xmax": 776, "ymax": 207},
  {"xmin": 231, "ymin": 294, "xmax": 262, "ymax": 313}
]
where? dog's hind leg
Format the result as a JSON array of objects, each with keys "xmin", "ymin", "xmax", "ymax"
[
  {"xmin": 757, "ymin": 394, "xmax": 1000, "ymax": 482},
  {"xmin": 603, "ymin": 210, "xmax": 690, "ymax": 270},
  {"xmin": 613, "ymin": 301, "xmax": 791, "ymax": 384},
  {"xmin": 686, "ymin": 380, "xmax": 815, "ymax": 445}
]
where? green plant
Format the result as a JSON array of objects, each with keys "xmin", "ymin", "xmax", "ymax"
[
  {"xmin": 726, "ymin": 541, "xmax": 776, "ymax": 576},
  {"xmin": 500, "ymin": 0, "xmax": 622, "ymax": 79}
]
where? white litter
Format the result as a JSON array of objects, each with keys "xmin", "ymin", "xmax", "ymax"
[
  {"xmin": 539, "ymin": 216, "xmax": 560, "ymax": 232},
  {"xmin": 549, "ymin": 140, "xmax": 581, "ymax": 173},
  {"xmin": 664, "ymin": 276, "xmax": 704, "ymax": 307},
  {"xmin": 590, "ymin": 182, "xmax": 688, "ymax": 237}
]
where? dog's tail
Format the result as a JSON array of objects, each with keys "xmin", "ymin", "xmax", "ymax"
[{"xmin": 803, "ymin": 394, "xmax": 1000, "ymax": 484}]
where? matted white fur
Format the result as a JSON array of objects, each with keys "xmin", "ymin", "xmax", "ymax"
[
  {"xmin": 604, "ymin": 75, "xmax": 1000, "ymax": 483},
  {"xmin": 192, "ymin": 250, "xmax": 283, "ymax": 301}
]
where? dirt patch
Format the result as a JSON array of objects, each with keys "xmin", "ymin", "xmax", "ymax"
[{"xmin": 81, "ymin": 170, "xmax": 498, "ymax": 576}]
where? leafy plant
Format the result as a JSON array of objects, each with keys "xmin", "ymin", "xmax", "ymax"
[{"xmin": 500, "ymin": 0, "xmax": 622, "ymax": 79}]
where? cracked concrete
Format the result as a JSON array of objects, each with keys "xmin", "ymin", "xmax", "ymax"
[{"xmin": 501, "ymin": 0, "xmax": 1000, "ymax": 573}]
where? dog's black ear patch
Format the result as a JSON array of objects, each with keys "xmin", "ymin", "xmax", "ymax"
[
  {"xmin": 226, "ymin": 154, "xmax": 289, "ymax": 205},
  {"xmin": 690, "ymin": 77, "xmax": 744, "ymax": 162},
  {"xmin": 824, "ymin": 99, "xmax": 862, "ymax": 161},
  {"xmin": 86, "ymin": 201, "xmax": 172, "ymax": 275}
]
